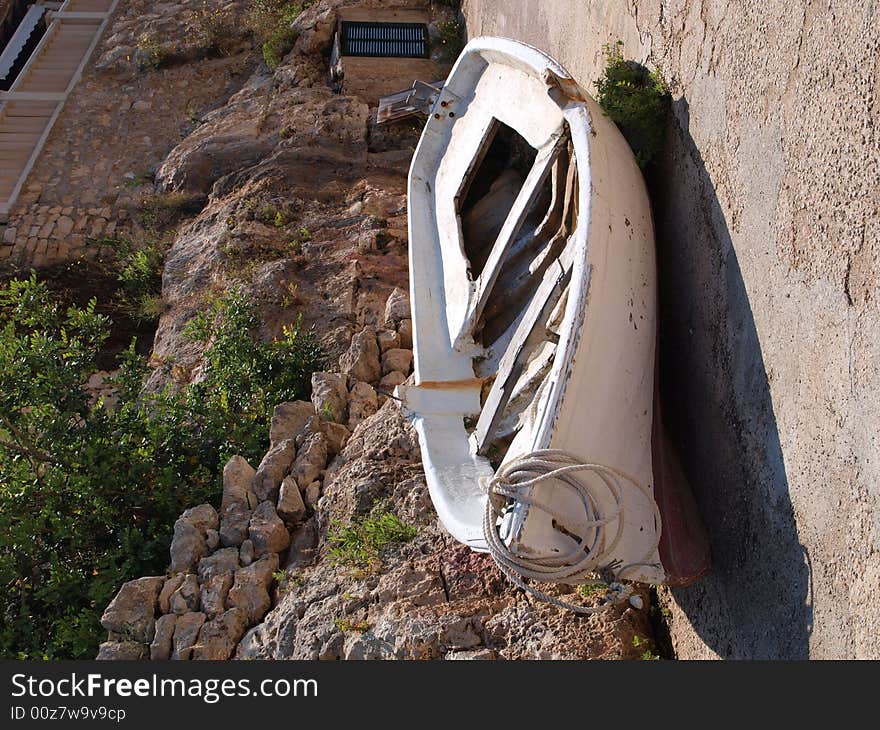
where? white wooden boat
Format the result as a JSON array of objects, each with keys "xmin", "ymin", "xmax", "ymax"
[{"xmin": 398, "ymin": 37, "xmax": 708, "ymax": 603}]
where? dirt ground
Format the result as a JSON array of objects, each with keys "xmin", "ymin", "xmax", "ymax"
[{"xmin": 461, "ymin": 0, "xmax": 880, "ymax": 658}]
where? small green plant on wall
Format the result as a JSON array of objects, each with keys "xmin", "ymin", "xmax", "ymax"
[
  {"xmin": 595, "ymin": 41, "xmax": 671, "ymax": 169},
  {"xmin": 437, "ymin": 18, "xmax": 465, "ymax": 63},
  {"xmin": 136, "ymin": 33, "xmax": 170, "ymax": 71},
  {"xmin": 246, "ymin": 1, "xmax": 312, "ymax": 70},
  {"xmin": 328, "ymin": 505, "xmax": 417, "ymax": 574}
]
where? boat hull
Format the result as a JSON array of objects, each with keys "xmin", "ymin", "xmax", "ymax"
[{"xmin": 402, "ymin": 37, "xmax": 708, "ymax": 587}]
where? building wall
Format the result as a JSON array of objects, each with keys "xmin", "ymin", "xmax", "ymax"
[{"xmin": 461, "ymin": 0, "xmax": 880, "ymax": 659}]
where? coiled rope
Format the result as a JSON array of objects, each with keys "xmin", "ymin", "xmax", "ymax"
[{"xmin": 482, "ymin": 449, "xmax": 662, "ymax": 614}]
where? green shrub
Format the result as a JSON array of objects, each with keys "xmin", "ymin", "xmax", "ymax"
[
  {"xmin": 328, "ymin": 507, "xmax": 417, "ymax": 572},
  {"xmin": 0, "ymin": 278, "xmax": 325, "ymax": 659},
  {"xmin": 246, "ymin": 1, "xmax": 310, "ymax": 70},
  {"xmin": 191, "ymin": 0, "xmax": 238, "ymax": 56},
  {"xmin": 595, "ymin": 41, "xmax": 670, "ymax": 169},
  {"xmin": 117, "ymin": 245, "xmax": 165, "ymax": 325},
  {"xmin": 182, "ymin": 287, "xmax": 326, "ymax": 458},
  {"xmin": 333, "ymin": 617, "xmax": 370, "ymax": 633},
  {"xmin": 632, "ymin": 634, "xmax": 661, "ymax": 660},
  {"xmin": 437, "ymin": 18, "xmax": 465, "ymax": 63},
  {"xmin": 136, "ymin": 33, "xmax": 171, "ymax": 71}
]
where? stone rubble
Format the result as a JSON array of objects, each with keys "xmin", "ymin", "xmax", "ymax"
[
  {"xmin": 97, "ymin": 332, "xmax": 418, "ymax": 659},
  {"xmin": 99, "ymin": 292, "xmax": 650, "ymax": 659}
]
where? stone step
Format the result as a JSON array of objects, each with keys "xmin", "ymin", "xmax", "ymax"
[
  {"xmin": 0, "ymin": 118, "xmax": 49, "ymax": 132},
  {"xmin": 4, "ymin": 105, "xmax": 56, "ymax": 116},
  {"xmin": 0, "ymin": 132, "xmax": 43, "ymax": 142}
]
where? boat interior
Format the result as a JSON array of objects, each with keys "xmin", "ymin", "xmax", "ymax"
[{"xmin": 455, "ymin": 117, "xmax": 579, "ymax": 473}]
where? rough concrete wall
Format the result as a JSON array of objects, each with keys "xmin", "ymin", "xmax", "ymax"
[{"xmin": 461, "ymin": 0, "xmax": 880, "ymax": 659}]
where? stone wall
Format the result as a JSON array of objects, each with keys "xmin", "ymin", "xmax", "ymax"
[
  {"xmin": 97, "ymin": 294, "xmax": 415, "ymax": 660},
  {"xmin": 1, "ymin": 200, "xmax": 126, "ymax": 267}
]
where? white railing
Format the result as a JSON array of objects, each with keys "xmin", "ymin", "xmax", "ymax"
[{"xmin": 0, "ymin": 4, "xmax": 47, "ymax": 87}]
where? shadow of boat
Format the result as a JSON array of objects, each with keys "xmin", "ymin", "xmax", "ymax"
[{"xmin": 651, "ymin": 97, "xmax": 814, "ymax": 659}]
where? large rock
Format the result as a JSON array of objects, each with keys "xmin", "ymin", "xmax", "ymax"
[
  {"xmin": 192, "ymin": 607, "xmax": 249, "ymax": 660},
  {"xmin": 377, "ymin": 329, "xmax": 400, "ymax": 353},
  {"xmin": 277, "ymin": 476, "xmax": 306, "ymax": 525},
  {"xmin": 197, "ymin": 547, "xmax": 240, "ymax": 582},
  {"xmin": 348, "ymin": 380, "xmax": 378, "ymax": 429},
  {"xmin": 397, "ymin": 318, "xmax": 413, "ymax": 349},
  {"xmin": 311, "ymin": 372, "xmax": 348, "ymax": 424},
  {"xmin": 156, "ymin": 118, "xmax": 277, "ymax": 194},
  {"xmin": 270, "ymin": 401, "xmax": 315, "ymax": 446},
  {"xmin": 289, "ymin": 432, "xmax": 328, "ymax": 489},
  {"xmin": 379, "ymin": 371, "xmax": 407, "ymax": 391},
  {"xmin": 322, "ymin": 421, "xmax": 351, "ymax": 456},
  {"xmin": 150, "ymin": 614, "xmax": 177, "ymax": 660},
  {"xmin": 291, "ymin": 2, "xmax": 337, "ymax": 56},
  {"xmin": 169, "ymin": 574, "xmax": 200, "ymax": 615},
  {"xmin": 340, "ymin": 326, "xmax": 381, "ymax": 383},
  {"xmin": 222, "ymin": 455, "xmax": 257, "ymax": 501},
  {"xmin": 171, "ymin": 612, "xmax": 206, "ymax": 660},
  {"xmin": 220, "ymin": 457, "xmax": 257, "ymax": 548},
  {"xmin": 304, "ymin": 481, "xmax": 321, "ymax": 509},
  {"xmin": 158, "ymin": 574, "xmax": 185, "ymax": 614},
  {"xmin": 235, "ymin": 624, "xmax": 267, "ymax": 660},
  {"xmin": 294, "ymin": 415, "xmax": 322, "ymax": 449},
  {"xmin": 382, "ymin": 348, "xmax": 413, "ymax": 376},
  {"xmin": 285, "ymin": 518, "xmax": 318, "ymax": 570},
  {"xmin": 180, "ymin": 504, "xmax": 219, "ymax": 533},
  {"xmin": 220, "ymin": 504, "xmax": 252, "ymax": 548},
  {"xmin": 240, "ymin": 539, "xmax": 255, "ymax": 566},
  {"xmin": 226, "ymin": 554, "xmax": 279, "ymax": 624},
  {"xmin": 248, "ymin": 501, "xmax": 291, "ymax": 557},
  {"xmin": 170, "ymin": 504, "xmax": 218, "ymax": 573},
  {"xmin": 252, "ymin": 439, "xmax": 296, "ymax": 502},
  {"xmin": 100, "ymin": 576, "xmax": 164, "ymax": 643},
  {"xmin": 169, "ymin": 520, "xmax": 206, "ymax": 574},
  {"xmin": 97, "ymin": 641, "xmax": 148, "ymax": 660},
  {"xmin": 384, "ymin": 288, "xmax": 410, "ymax": 324},
  {"xmin": 200, "ymin": 572, "xmax": 234, "ymax": 620}
]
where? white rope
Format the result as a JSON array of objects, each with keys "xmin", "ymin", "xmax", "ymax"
[{"xmin": 482, "ymin": 449, "xmax": 661, "ymax": 615}]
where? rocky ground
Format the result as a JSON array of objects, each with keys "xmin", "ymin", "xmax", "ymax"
[{"xmin": 94, "ymin": 0, "xmax": 656, "ymax": 661}]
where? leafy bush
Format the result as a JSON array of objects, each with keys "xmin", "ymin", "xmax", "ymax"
[
  {"xmin": 191, "ymin": 0, "xmax": 239, "ymax": 57},
  {"xmin": 136, "ymin": 33, "xmax": 171, "ymax": 71},
  {"xmin": 0, "ymin": 278, "xmax": 325, "ymax": 659},
  {"xmin": 182, "ymin": 288, "xmax": 325, "ymax": 457},
  {"xmin": 117, "ymin": 244, "xmax": 165, "ymax": 325},
  {"xmin": 328, "ymin": 507, "xmax": 417, "ymax": 573},
  {"xmin": 245, "ymin": 1, "xmax": 310, "ymax": 70},
  {"xmin": 437, "ymin": 18, "xmax": 465, "ymax": 63},
  {"xmin": 595, "ymin": 41, "xmax": 671, "ymax": 169}
]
